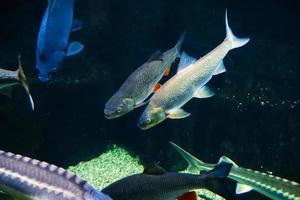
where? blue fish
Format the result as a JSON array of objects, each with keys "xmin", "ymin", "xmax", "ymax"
[{"xmin": 36, "ymin": 0, "xmax": 84, "ymax": 82}]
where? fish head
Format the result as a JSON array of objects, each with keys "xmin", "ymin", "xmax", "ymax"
[
  {"xmin": 36, "ymin": 51, "xmax": 65, "ymax": 82},
  {"xmin": 137, "ymin": 106, "xmax": 166, "ymax": 130},
  {"xmin": 104, "ymin": 95, "xmax": 135, "ymax": 119}
]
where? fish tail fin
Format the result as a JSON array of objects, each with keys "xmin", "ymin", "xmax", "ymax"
[
  {"xmin": 225, "ymin": 10, "xmax": 249, "ymax": 49},
  {"xmin": 202, "ymin": 163, "xmax": 237, "ymax": 200},
  {"xmin": 174, "ymin": 31, "xmax": 187, "ymax": 55},
  {"xmin": 169, "ymin": 141, "xmax": 205, "ymax": 173},
  {"xmin": 16, "ymin": 55, "xmax": 35, "ymax": 110}
]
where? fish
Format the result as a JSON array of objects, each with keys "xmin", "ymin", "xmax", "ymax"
[
  {"xmin": 102, "ymin": 162, "xmax": 234, "ymax": 200},
  {"xmin": 0, "ymin": 56, "xmax": 34, "ymax": 110},
  {"xmin": 104, "ymin": 32, "xmax": 186, "ymax": 119},
  {"xmin": 0, "ymin": 149, "xmax": 112, "ymax": 200},
  {"xmin": 36, "ymin": 0, "xmax": 84, "ymax": 82},
  {"xmin": 137, "ymin": 10, "xmax": 249, "ymax": 130},
  {"xmin": 170, "ymin": 141, "xmax": 300, "ymax": 200}
]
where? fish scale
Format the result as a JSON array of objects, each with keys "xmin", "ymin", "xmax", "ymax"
[{"xmin": 0, "ymin": 150, "xmax": 111, "ymax": 200}]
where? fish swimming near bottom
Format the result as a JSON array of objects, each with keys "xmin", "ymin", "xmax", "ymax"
[
  {"xmin": 0, "ymin": 56, "xmax": 34, "ymax": 110},
  {"xmin": 170, "ymin": 141, "xmax": 300, "ymax": 200},
  {"xmin": 102, "ymin": 162, "xmax": 234, "ymax": 200},
  {"xmin": 0, "ymin": 149, "xmax": 112, "ymax": 200}
]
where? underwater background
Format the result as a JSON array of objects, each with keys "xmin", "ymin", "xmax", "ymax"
[{"xmin": 0, "ymin": 0, "xmax": 300, "ymax": 199}]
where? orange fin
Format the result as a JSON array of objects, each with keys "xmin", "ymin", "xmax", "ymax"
[
  {"xmin": 164, "ymin": 66, "xmax": 171, "ymax": 76},
  {"xmin": 177, "ymin": 191, "xmax": 198, "ymax": 200},
  {"xmin": 153, "ymin": 83, "xmax": 161, "ymax": 92}
]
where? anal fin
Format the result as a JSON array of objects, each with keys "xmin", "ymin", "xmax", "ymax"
[
  {"xmin": 213, "ymin": 60, "xmax": 226, "ymax": 75},
  {"xmin": 194, "ymin": 86, "xmax": 215, "ymax": 98},
  {"xmin": 177, "ymin": 191, "xmax": 198, "ymax": 200}
]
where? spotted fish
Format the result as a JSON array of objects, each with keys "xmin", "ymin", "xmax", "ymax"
[
  {"xmin": 0, "ymin": 150, "xmax": 111, "ymax": 200},
  {"xmin": 170, "ymin": 141, "xmax": 300, "ymax": 200}
]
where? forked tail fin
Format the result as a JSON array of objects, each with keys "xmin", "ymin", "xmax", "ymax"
[
  {"xmin": 225, "ymin": 10, "xmax": 249, "ymax": 49},
  {"xmin": 202, "ymin": 163, "xmax": 236, "ymax": 200}
]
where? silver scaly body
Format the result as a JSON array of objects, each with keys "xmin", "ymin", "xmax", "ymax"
[{"xmin": 0, "ymin": 150, "xmax": 111, "ymax": 200}]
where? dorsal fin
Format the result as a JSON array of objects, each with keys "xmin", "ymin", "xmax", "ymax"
[
  {"xmin": 147, "ymin": 50, "xmax": 163, "ymax": 62},
  {"xmin": 169, "ymin": 142, "xmax": 204, "ymax": 173},
  {"xmin": 218, "ymin": 156, "xmax": 238, "ymax": 167},
  {"xmin": 143, "ymin": 162, "xmax": 166, "ymax": 175},
  {"xmin": 177, "ymin": 52, "xmax": 197, "ymax": 73}
]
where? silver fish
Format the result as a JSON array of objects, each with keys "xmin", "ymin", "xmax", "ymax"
[
  {"xmin": 0, "ymin": 149, "xmax": 111, "ymax": 200},
  {"xmin": 0, "ymin": 56, "xmax": 34, "ymax": 110},
  {"xmin": 137, "ymin": 11, "xmax": 249, "ymax": 130},
  {"xmin": 102, "ymin": 162, "xmax": 234, "ymax": 200},
  {"xmin": 104, "ymin": 32, "xmax": 186, "ymax": 119},
  {"xmin": 170, "ymin": 141, "xmax": 300, "ymax": 200}
]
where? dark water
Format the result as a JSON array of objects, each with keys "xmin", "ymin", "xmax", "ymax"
[{"xmin": 0, "ymin": 0, "xmax": 300, "ymax": 199}]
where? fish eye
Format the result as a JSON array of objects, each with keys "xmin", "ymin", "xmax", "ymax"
[
  {"xmin": 146, "ymin": 118, "xmax": 151, "ymax": 124},
  {"xmin": 117, "ymin": 107, "xmax": 122, "ymax": 113}
]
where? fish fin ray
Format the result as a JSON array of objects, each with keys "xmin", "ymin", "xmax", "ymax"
[
  {"xmin": 177, "ymin": 52, "xmax": 197, "ymax": 73},
  {"xmin": 72, "ymin": 19, "xmax": 83, "ymax": 32},
  {"xmin": 194, "ymin": 86, "xmax": 215, "ymax": 98},
  {"xmin": 167, "ymin": 108, "xmax": 190, "ymax": 119},
  {"xmin": 66, "ymin": 41, "xmax": 84, "ymax": 57},
  {"xmin": 236, "ymin": 183, "xmax": 253, "ymax": 194},
  {"xmin": 169, "ymin": 141, "xmax": 205, "ymax": 173},
  {"xmin": 218, "ymin": 156, "xmax": 238, "ymax": 167},
  {"xmin": 213, "ymin": 60, "xmax": 226, "ymax": 75},
  {"xmin": 143, "ymin": 162, "xmax": 166, "ymax": 175},
  {"xmin": 225, "ymin": 10, "xmax": 249, "ymax": 49}
]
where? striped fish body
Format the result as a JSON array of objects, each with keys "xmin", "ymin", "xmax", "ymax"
[
  {"xmin": 102, "ymin": 172, "xmax": 211, "ymax": 200},
  {"xmin": 0, "ymin": 150, "xmax": 111, "ymax": 200}
]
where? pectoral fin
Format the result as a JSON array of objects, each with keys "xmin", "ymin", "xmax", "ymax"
[
  {"xmin": 66, "ymin": 41, "xmax": 84, "ymax": 57},
  {"xmin": 72, "ymin": 19, "xmax": 83, "ymax": 32},
  {"xmin": 153, "ymin": 83, "xmax": 161, "ymax": 93},
  {"xmin": 164, "ymin": 66, "xmax": 171, "ymax": 76},
  {"xmin": 167, "ymin": 108, "xmax": 190, "ymax": 119},
  {"xmin": 236, "ymin": 183, "xmax": 253, "ymax": 194},
  {"xmin": 194, "ymin": 86, "xmax": 215, "ymax": 98},
  {"xmin": 177, "ymin": 191, "xmax": 198, "ymax": 200}
]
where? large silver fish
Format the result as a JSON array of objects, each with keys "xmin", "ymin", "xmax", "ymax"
[
  {"xmin": 170, "ymin": 141, "xmax": 300, "ymax": 200},
  {"xmin": 0, "ymin": 56, "xmax": 34, "ymax": 110},
  {"xmin": 0, "ymin": 149, "xmax": 111, "ymax": 200},
  {"xmin": 102, "ymin": 162, "xmax": 234, "ymax": 200},
  {"xmin": 137, "ymin": 11, "xmax": 249, "ymax": 130},
  {"xmin": 104, "ymin": 32, "xmax": 186, "ymax": 119}
]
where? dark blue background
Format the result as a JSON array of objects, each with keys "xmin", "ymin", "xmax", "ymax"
[{"xmin": 0, "ymin": 0, "xmax": 300, "ymax": 199}]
